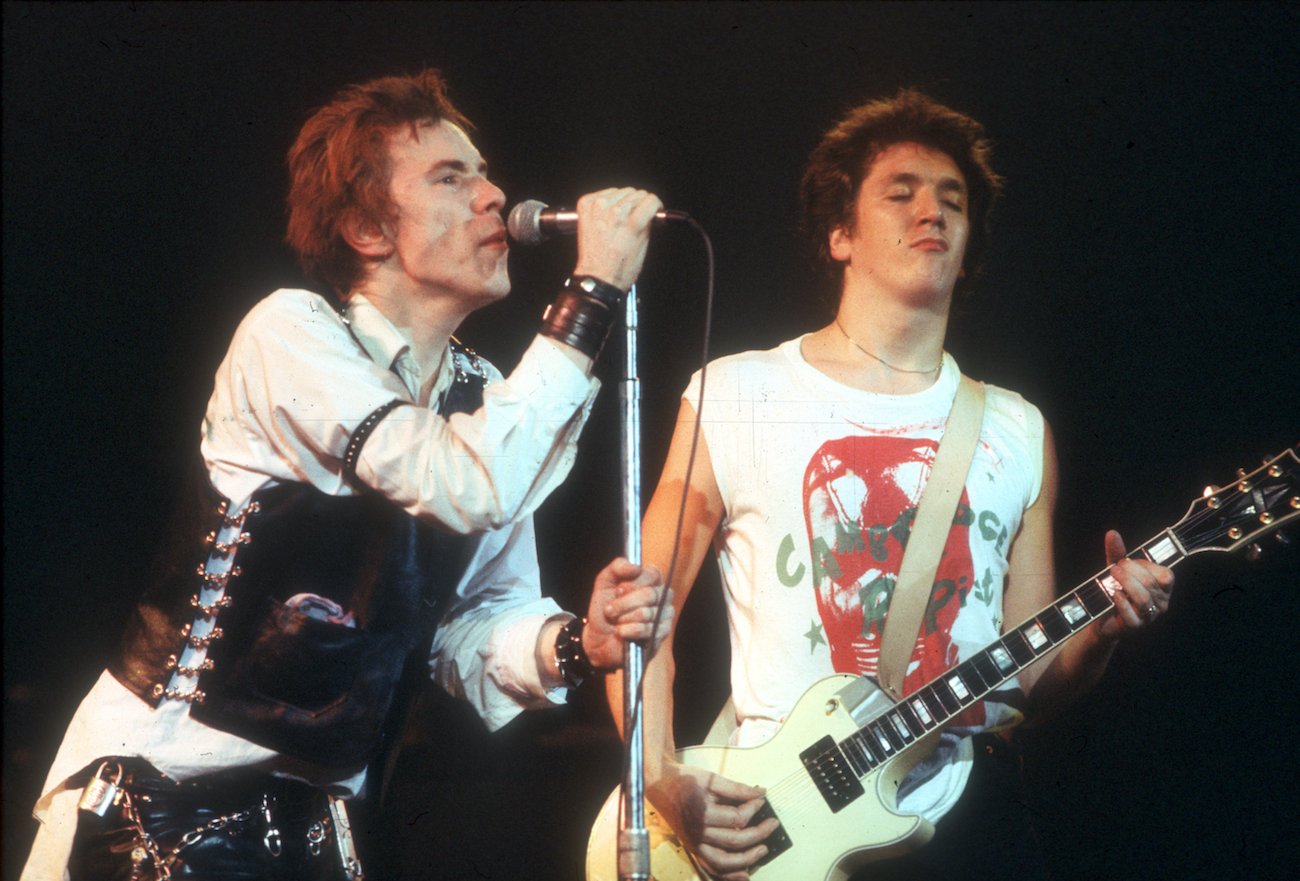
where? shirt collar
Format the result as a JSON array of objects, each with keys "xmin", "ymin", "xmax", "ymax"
[{"xmin": 343, "ymin": 294, "xmax": 449, "ymax": 404}]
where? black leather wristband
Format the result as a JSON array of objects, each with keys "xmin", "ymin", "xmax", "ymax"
[
  {"xmin": 554, "ymin": 616, "xmax": 595, "ymax": 689},
  {"xmin": 565, "ymin": 275, "xmax": 624, "ymax": 306},
  {"xmin": 539, "ymin": 276, "xmax": 624, "ymax": 360}
]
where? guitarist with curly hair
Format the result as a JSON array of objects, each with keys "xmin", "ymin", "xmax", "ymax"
[{"xmin": 603, "ymin": 89, "xmax": 1175, "ymax": 881}]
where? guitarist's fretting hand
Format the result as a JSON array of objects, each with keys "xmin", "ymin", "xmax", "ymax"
[
  {"xmin": 1098, "ymin": 530, "xmax": 1176, "ymax": 637},
  {"xmin": 650, "ymin": 762, "xmax": 780, "ymax": 881}
]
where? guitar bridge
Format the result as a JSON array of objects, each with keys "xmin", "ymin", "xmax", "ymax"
[{"xmin": 749, "ymin": 801, "xmax": 792, "ymax": 869}]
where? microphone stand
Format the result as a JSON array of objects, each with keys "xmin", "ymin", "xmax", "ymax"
[{"xmin": 618, "ymin": 284, "xmax": 650, "ymax": 881}]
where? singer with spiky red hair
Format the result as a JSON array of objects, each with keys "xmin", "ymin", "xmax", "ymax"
[{"xmin": 23, "ymin": 68, "xmax": 670, "ymax": 881}]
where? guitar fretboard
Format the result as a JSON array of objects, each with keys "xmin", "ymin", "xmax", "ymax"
[{"xmin": 815, "ymin": 530, "xmax": 1191, "ymax": 783}]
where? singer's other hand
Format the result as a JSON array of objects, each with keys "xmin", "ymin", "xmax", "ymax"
[
  {"xmin": 572, "ymin": 188, "xmax": 664, "ymax": 292},
  {"xmin": 583, "ymin": 557, "xmax": 672, "ymax": 669}
]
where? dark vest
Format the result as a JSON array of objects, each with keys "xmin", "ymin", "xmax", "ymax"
[{"xmin": 110, "ymin": 343, "xmax": 488, "ymax": 769}]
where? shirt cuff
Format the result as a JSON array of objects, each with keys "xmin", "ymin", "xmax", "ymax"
[{"xmin": 483, "ymin": 612, "xmax": 569, "ymax": 722}]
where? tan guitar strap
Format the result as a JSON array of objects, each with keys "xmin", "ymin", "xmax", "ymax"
[
  {"xmin": 702, "ymin": 376, "xmax": 986, "ymax": 741},
  {"xmin": 704, "ymin": 695, "xmax": 737, "ymax": 747},
  {"xmin": 877, "ymin": 375, "xmax": 986, "ymax": 702}
]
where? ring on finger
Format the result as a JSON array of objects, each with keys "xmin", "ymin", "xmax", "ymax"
[{"xmin": 1144, "ymin": 602, "xmax": 1158, "ymax": 620}]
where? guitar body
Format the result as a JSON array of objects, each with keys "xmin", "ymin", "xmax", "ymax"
[{"xmin": 587, "ymin": 674, "xmax": 939, "ymax": 881}]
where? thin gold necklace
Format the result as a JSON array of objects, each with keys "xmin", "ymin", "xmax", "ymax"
[{"xmin": 834, "ymin": 318, "xmax": 941, "ymax": 376}]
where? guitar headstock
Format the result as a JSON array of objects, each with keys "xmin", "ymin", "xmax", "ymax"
[{"xmin": 1173, "ymin": 446, "xmax": 1300, "ymax": 558}]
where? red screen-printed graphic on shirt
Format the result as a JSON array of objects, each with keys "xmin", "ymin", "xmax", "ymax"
[{"xmin": 803, "ymin": 433, "xmax": 983, "ymax": 728}]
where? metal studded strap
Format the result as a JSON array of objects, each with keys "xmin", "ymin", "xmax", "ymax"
[{"xmin": 341, "ymin": 400, "xmax": 409, "ymax": 488}]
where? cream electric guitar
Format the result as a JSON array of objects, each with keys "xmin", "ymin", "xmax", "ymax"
[{"xmin": 587, "ymin": 447, "xmax": 1299, "ymax": 881}]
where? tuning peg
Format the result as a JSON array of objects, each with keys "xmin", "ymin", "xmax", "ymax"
[
  {"xmin": 1237, "ymin": 468, "xmax": 1248, "ymax": 479},
  {"xmin": 1202, "ymin": 485, "xmax": 1220, "ymax": 497},
  {"xmin": 1246, "ymin": 543, "xmax": 1263, "ymax": 561}
]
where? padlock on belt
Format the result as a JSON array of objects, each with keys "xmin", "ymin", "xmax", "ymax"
[{"xmin": 78, "ymin": 761, "xmax": 124, "ymax": 818}]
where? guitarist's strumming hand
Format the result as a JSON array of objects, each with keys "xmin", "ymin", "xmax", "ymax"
[
  {"xmin": 649, "ymin": 761, "xmax": 780, "ymax": 881},
  {"xmin": 1098, "ymin": 529, "xmax": 1175, "ymax": 638}
]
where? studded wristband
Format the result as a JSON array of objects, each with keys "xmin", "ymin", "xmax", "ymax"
[{"xmin": 554, "ymin": 616, "xmax": 595, "ymax": 689}]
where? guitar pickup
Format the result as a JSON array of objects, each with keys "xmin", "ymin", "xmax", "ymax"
[
  {"xmin": 749, "ymin": 801, "xmax": 792, "ymax": 869},
  {"xmin": 800, "ymin": 735, "xmax": 866, "ymax": 813}
]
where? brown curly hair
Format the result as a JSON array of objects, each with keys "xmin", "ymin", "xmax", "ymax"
[
  {"xmin": 285, "ymin": 69, "xmax": 472, "ymax": 296},
  {"xmin": 800, "ymin": 89, "xmax": 1004, "ymax": 301}
]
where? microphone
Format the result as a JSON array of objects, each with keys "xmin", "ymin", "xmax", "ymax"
[{"xmin": 507, "ymin": 199, "xmax": 690, "ymax": 245}]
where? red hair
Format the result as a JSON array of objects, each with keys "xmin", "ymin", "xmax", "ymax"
[{"xmin": 285, "ymin": 69, "xmax": 471, "ymax": 295}]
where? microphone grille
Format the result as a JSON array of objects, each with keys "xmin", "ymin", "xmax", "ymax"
[{"xmin": 506, "ymin": 199, "xmax": 548, "ymax": 246}]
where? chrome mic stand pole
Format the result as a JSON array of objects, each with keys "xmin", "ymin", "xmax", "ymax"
[{"xmin": 618, "ymin": 284, "xmax": 650, "ymax": 881}]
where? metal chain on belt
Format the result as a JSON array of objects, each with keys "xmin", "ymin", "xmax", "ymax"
[{"xmin": 121, "ymin": 788, "xmax": 258, "ymax": 881}]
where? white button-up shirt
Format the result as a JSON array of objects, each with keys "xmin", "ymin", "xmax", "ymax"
[{"xmin": 23, "ymin": 289, "xmax": 600, "ymax": 880}]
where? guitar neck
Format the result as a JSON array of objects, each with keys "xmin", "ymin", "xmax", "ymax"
[
  {"xmin": 829, "ymin": 534, "xmax": 1171, "ymax": 774},
  {"xmin": 830, "ymin": 442, "xmax": 1300, "ymax": 773}
]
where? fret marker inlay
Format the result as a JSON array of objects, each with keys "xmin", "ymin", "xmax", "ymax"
[
  {"xmin": 891, "ymin": 715, "xmax": 911, "ymax": 740},
  {"xmin": 1060, "ymin": 597, "xmax": 1087, "ymax": 625},
  {"xmin": 1148, "ymin": 536, "xmax": 1178, "ymax": 564},
  {"xmin": 1023, "ymin": 622, "xmax": 1048, "ymax": 650}
]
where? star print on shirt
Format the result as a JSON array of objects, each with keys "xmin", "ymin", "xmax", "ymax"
[{"xmin": 804, "ymin": 620, "xmax": 827, "ymax": 654}]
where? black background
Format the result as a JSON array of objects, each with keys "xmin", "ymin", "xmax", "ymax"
[{"xmin": 4, "ymin": 2, "xmax": 1298, "ymax": 879}]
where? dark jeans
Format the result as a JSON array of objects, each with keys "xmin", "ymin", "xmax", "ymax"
[
  {"xmin": 68, "ymin": 761, "xmax": 345, "ymax": 881},
  {"xmin": 849, "ymin": 732, "xmax": 1051, "ymax": 881}
]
